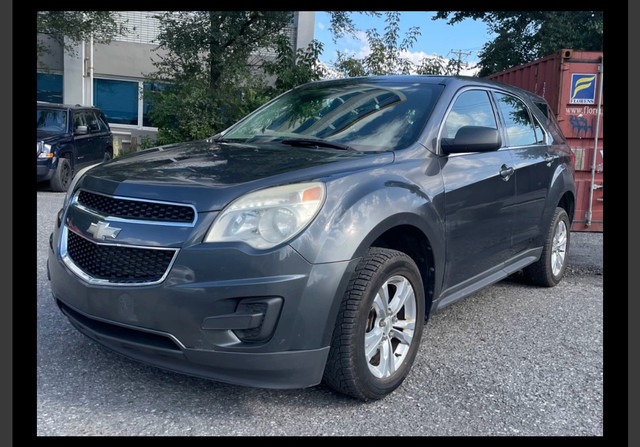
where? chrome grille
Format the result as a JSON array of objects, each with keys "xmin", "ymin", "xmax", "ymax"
[
  {"xmin": 77, "ymin": 190, "xmax": 196, "ymax": 224},
  {"xmin": 65, "ymin": 230, "xmax": 177, "ymax": 284}
]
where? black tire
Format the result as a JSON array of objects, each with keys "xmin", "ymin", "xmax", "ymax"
[
  {"xmin": 323, "ymin": 248, "xmax": 425, "ymax": 401},
  {"xmin": 103, "ymin": 148, "xmax": 113, "ymax": 162},
  {"xmin": 50, "ymin": 157, "xmax": 73, "ymax": 192},
  {"xmin": 523, "ymin": 207, "xmax": 571, "ymax": 287}
]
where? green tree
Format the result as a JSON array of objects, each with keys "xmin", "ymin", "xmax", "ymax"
[
  {"xmin": 37, "ymin": 11, "xmax": 127, "ymax": 70},
  {"xmin": 262, "ymin": 36, "xmax": 326, "ymax": 94},
  {"xmin": 415, "ymin": 55, "xmax": 464, "ymax": 75},
  {"xmin": 433, "ymin": 11, "xmax": 603, "ymax": 76},
  {"xmin": 145, "ymin": 11, "xmax": 326, "ymax": 144},
  {"xmin": 329, "ymin": 12, "xmax": 464, "ymax": 78},
  {"xmin": 333, "ymin": 11, "xmax": 422, "ymax": 76}
]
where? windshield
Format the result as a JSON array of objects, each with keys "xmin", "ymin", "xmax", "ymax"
[
  {"xmin": 37, "ymin": 108, "xmax": 68, "ymax": 135},
  {"xmin": 222, "ymin": 81, "xmax": 443, "ymax": 152}
]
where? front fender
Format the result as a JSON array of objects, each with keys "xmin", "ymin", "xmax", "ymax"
[
  {"xmin": 52, "ymin": 142, "xmax": 76, "ymax": 169},
  {"xmin": 289, "ymin": 163, "xmax": 445, "ymax": 267}
]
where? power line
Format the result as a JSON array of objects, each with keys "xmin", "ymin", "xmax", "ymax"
[{"xmin": 449, "ymin": 49, "xmax": 472, "ymax": 74}]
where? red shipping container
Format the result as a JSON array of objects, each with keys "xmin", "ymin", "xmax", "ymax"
[{"xmin": 488, "ymin": 49, "xmax": 603, "ymax": 232}]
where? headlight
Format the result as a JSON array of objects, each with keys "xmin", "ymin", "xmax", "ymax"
[
  {"xmin": 38, "ymin": 143, "xmax": 53, "ymax": 159},
  {"xmin": 205, "ymin": 182, "xmax": 325, "ymax": 249}
]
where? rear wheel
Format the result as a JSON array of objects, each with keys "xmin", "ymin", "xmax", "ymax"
[
  {"xmin": 524, "ymin": 207, "xmax": 570, "ymax": 287},
  {"xmin": 323, "ymin": 248, "xmax": 425, "ymax": 401},
  {"xmin": 50, "ymin": 157, "xmax": 73, "ymax": 192}
]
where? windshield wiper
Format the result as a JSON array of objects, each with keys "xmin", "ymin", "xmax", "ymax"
[{"xmin": 280, "ymin": 138, "xmax": 356, "ymax": 152}]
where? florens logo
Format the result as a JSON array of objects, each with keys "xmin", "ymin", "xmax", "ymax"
[{"xmin": 570, "ymin": 74, "xmax": 597, "ymax": 104}]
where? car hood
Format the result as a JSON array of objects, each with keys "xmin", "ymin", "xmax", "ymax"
[
  {"xmin": 37, "ymin": 131, "xmax": 71, "ymax": 143},
  {"xmin": 78, "ymin": 139, "xmax": 394, "ymax": 212}
]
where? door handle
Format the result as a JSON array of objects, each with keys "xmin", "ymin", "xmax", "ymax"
[{"xmin": 500, "ymin": 164, "xmax": 514, "ymax": 181}]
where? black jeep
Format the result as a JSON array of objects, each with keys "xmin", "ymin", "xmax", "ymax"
[{"xmin": 37, "ymin": 102, "xmax": 113, "ymax": 191}]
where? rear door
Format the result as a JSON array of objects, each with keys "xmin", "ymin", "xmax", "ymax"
[
  {"xmin": 72, "ymin": 110, "xmax": 94, "ymax": 169},
  {"xmin": 491, "ymin": 91, "xmax": 556, "ymax": 256},
  {"xmin": 439, "ymin": 88, "xmax": 517, "ymax": 292},
  {"xmin": 84, "ymin": 110, "xmax": 112, "ymax": 163}
]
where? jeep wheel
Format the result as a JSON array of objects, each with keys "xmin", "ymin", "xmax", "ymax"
[
  {"xmin": 50, "ymin": 158, "xmax": 73, "ymax": 192},
  {"xmin": 523, "ymin": 207, "xmax": 570, "ymax": 287},
  {"xmin": 323, "ymin": 248, "xmax": 425, "ymax": 401}
]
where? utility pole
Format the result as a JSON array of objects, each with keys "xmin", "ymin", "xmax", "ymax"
[{"xmin": 449, "ymin": 49, "xmax": 471, "ymax": 75}]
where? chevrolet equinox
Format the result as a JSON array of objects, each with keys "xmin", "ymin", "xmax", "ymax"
[{"xmin": 48, "ymin": 75, "xmax": 575, "ymax": 400}]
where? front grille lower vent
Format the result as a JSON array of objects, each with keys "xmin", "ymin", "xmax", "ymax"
[
  {"xmin": 66, "ymin": 230, "xmax": 177, "ymax": 284},
  {"xmin": 57, "ymin": 300, "xmax": 182, "ymax": 352},
  {"xmin": 77, "ymin": 190, "xmax": 195, "ymax": 224}
]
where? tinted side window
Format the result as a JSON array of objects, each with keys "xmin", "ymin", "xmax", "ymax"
[
  {"xmin": 85, "ymin": 111, "xmax": 101, "ymax": 133},
  {"xmin": 534, "ymin": 101, "xmax": 549, "ymax": 118},
  {"xmin": 534, "ymin": 100, "xmax": 566, "ymax": 144},
  {"xmin": 532, "ymin": 115, "xmax": 546, "ymax": 144},
  {"xmin": 442, "ymin": 90, "xmax": 497, "ymax": 140},
  {"xmin": 493, "ymin": 93, "xmax": 537, "ymax": 146},
  {"xmin": 89, "ymin": 111, "xmax": 109, "ymax": 132},
  {"xmin": 73, "ymin": 111, "xmax": 86, "ymax": 132}
]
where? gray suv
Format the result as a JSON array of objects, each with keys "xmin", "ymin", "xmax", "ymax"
[{"xmin": 47, "ymin": 76, "xmax": 575, "ymax": 400}]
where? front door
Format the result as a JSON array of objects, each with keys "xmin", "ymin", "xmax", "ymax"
[{"xmin": 438, "ymin": 89, "xmax": 517, "ymax": 293}]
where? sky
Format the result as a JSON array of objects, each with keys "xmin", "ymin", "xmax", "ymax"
[{"xmin": 313, "ymin": 11, "xmax": 496, "ymax": 76}]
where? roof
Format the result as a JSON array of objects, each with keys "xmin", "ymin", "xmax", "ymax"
[
  {"xmin": 37, "ymin": 101, "xmax": 101, "ymax": 110},
  {"xmin": 295, "ymin": 74, "xmax": 546, "ymax": 102}
]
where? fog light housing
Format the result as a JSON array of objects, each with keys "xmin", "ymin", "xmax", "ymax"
[{"xmin": 201, "ymin": 297, "xmax": 283, "ymax": 343}]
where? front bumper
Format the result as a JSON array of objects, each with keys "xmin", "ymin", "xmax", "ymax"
[
  {"xmin": 54, "ymin": 297, "xmax": 331, "ymax": 388},
  {"xmin": 48, "ymin": 222, "xmax": 358, "ymax": 389},
  {"xmin": 37, "ymin": 159, "xmax": 54, "ymax": 182}
]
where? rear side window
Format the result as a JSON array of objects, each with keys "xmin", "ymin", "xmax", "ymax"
[
  {"xmin": 97, "ymin": 112, "xmax": 111, "ymax": 131},
  {"xmin": 442, "ymin": 90, "xmax": 497, "ymax": 139},
  {"xmin": 532, "ymin": 115, "xmax": 547, "ymax": 144},
  {"xmin": 534, "ymin": 100, "xmax": 566, "ymax": 144},
  {"xmin": 493, "ymin": 93, "xmax": 537, "ymax": 147},
  {"xmin": 86, "ymin": 111, "xmax": 109, "ymax": 132},
  {"xmin": 73, "ymin": 111, "xmax": 86, "ymax": 132},
  {"xmin": 86, "ymin": 112, "xmax": 101, "ymax": 132}
]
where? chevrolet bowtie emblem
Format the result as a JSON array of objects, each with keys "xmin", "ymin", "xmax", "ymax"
[{"xmin": 87, "ymin": 222, "xmax": 122, "ymax": 241}]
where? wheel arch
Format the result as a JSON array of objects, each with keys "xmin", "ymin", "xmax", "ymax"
[
  {"xmin": 557, "ymin": 189, "xmax": 575, "ymax": 224},
  {"xmin": 537, "ymin": 164, "xmax": 576, "ymax": 245},
  {"xmin": 54, "ymin": 143, "xmax": 75, "ymax": 170},
  {"xmin": 368, "ymin": 224, "xmax": 437, "ymax": 320}
]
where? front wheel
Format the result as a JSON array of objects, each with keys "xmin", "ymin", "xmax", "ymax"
[
  {"xmin": 523, "ymin": 207, "xmax": 571, "ymax": 287},
  {"xmin": 323, "ymin": 248, "xmax": 425, "ymax": 401},
  {"xmin": 50, "ymin": 157, "xmax": 73, "ymax": 192}
]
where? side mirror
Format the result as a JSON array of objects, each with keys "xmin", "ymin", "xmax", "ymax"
[
  {"xmin": 441, "ymin": 126, "xmax": 501, "ymax": 154},
  {"xmin": 75, "ymin": 125, "xmax": 88, "ymax": 135}
]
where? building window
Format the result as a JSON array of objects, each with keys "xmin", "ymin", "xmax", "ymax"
[
  {"xmin": 93, "ymin": 78, "xmax": 164, "ymax": 128},
  {"xmin": 94, "ymin": 78, "xmax": 139, "ymax": 125},
  {"xmin": 142, "ymin": 82, "xmax": 167, "ymax": 127},
  {"xmin": 37, "ymin": 73, "xmax": 63, "ymax": 103}
]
